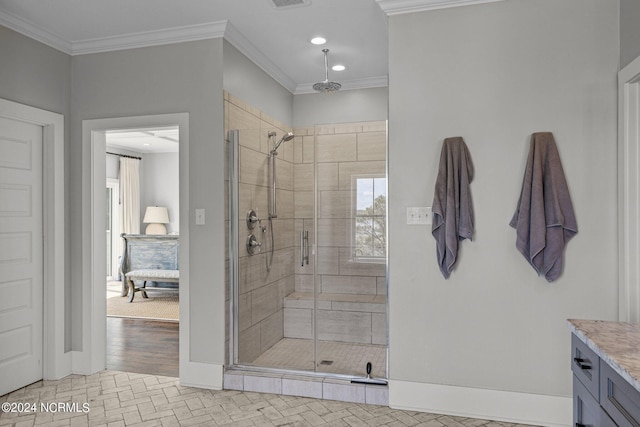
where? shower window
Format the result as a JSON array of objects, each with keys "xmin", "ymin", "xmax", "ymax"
[{"xmin": 352, "ymin": 175, "xmax": 386, "ymax": 263}]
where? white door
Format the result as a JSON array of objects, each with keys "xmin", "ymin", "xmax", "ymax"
[{"xmin": 0, "ymin": 116, "xmax": 43, "ymax": 396}]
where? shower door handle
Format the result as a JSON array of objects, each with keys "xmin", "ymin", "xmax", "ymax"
[{"xmin": 300, "ymin": 230, "xmax": 309, "ymax": 266}]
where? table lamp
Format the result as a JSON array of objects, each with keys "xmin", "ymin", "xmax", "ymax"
[{"xmin": 143, "ymin": 206, "xmax": 169, "ymax": 235}]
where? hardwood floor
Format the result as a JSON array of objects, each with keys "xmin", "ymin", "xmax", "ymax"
[{"xmin": 106, "ymin": 317, "xmax": 179, "ymax": 377}]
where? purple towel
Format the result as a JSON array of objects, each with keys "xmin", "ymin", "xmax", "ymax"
[
  {"xmin": 432, "ymin": 137, "xmax": 474, "ymax": 279},
  {"xmin": 510, "ymin": 132, "xmax": 577, "ymax": 282}
]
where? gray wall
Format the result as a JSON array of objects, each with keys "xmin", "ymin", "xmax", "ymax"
[
  {"xmin": 388, "ymin": 0, "xmax": 618, "ymax": 397},
  {"xmin": 621, "ymin": 0, "xmax": 640, "ymax": 68},
  {"xmin": 71, "ymin": 39, "xmax": 225, "ymax": 363},
  {"xmin": 293, "ymin": 87, "xmax": 388, "ymax": 127},
  {"xmin": 106, "ymin": 150, "xmax": 179, "ymax": 234},
  {"xmin": 223, "ymin": 40, "xmax": 293, "ymax": 125},
  {"xmin": 141, "ymin": 153, "xmax": 179, "ymax": 234},
  {"xmin": 0, "ymin": 26, "xmax": 73, "ymax": 351}
]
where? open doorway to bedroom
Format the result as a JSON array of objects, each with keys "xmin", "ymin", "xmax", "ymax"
[{"xmin": 105, "ymin": 126, "xmax": 180, "ymax": 377}]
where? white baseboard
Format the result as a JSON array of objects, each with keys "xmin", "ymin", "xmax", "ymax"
[
  {"xmin": 389, "ymin": 379, "xmax": 572, "ymax": 427},
  {"xmin": 180, "ymin": 361, "xmax": 224, "ymax": 390},
  {"xmin": 70, "ymin": 350, "xmax": 100, "ymax": 376},
  {"xmin": 44, "ymin": 351, "xmax": 72, "ymax": 380}
]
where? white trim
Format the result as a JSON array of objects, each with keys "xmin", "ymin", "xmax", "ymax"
[
  {"xmin": 80, "ymin": 113, "xmax": 190, "ymax": 378},
  {"xmin": 389, "ymin": 380, "xmax": 571, "ymax": 427},
  {"xmin": 0, "ymin": 10, "xmax": 387, "ymax": 94},
  {"xmin": 0, "ymin": 98, "xmax": 68, "ymax": 380},
  {"xmin": 180, "ymin": 362, "xmax": 224, "ymax": 390},
  {"xmin": 618, "ymin": 55, "xmax": 640, "ymax": 322},
  {"xmin": 223, "ymin": 21, "xmax": 297, "ymax": 93},
  {"xmin": 106, "ymin": 179, "xmax": 121, "ymax": 280},
  {"xmin": 0, "ymin": 8, "xmax": 72, "ymax": 54},
  {"xmin": 294, "ymin": 76, "xmax": 389, "ymax": 95},
  {"xmin": 72, "ymin": 21, "xmax": 227, "ymax": 55},
  {"xmin": 376, "ymin": 0, "xmax": 506, "ymax": 15}
]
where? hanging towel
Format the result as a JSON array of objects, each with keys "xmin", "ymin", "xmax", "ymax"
[
  {"xmin": 510, "ymin": 132, "xmax": 577, "ymax": 282},
  {"xmin": 432, "ymin": 137, "xmax": 474, "ymax": 279}
]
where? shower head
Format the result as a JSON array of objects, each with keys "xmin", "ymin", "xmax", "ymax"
[
  {"xmin": 313, "ymin": 49, "xmax": 341, "ymax": 93},
  {"xmin": 271, "ymin": 131, "xmax": 295, "ymax": 153},
  {"xmin": 281, "ymin": 131, "xmax": 295, "ymax": 142},
  {"xmin": 313, "ymin": 81, "xmax": 342, "ymax": 93}
]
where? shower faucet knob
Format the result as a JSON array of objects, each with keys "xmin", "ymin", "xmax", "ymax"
[
  {"xmin": 246, "ymin": 234, "xmax": 262, "ymax": 255},
  {"xmin": 246, "ymin": 209, "xmax": 261, "ymax": 229}
]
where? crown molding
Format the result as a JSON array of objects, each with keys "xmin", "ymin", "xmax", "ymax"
[
  {"xmin": 376, "ymin": 0, "xmax": 506, "ymax": 15},
  {"xmin": 0, "ymin": 8, "xmax": 72, "ymax": 54},
  {"xmin": 72, "ymin": 21, "xmax": 227, "ymax": 55},
  {"xmin": 222, "ymin": 21, "xmax": 298, "ymax": 93},
  {"xmin": 294, "ymin": 75, "xmax": 388, "ymax": 95},
  {"xmin": 0, "ymin": 9, "xmax": 387, "ymax": 94}
]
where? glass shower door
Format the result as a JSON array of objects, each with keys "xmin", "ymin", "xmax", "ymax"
[
  {"xmin": 311, "ymin": 122, "xmax": 388, "ymax": 379},
  {"xmin": 226, "ymin": 94, "xmax": 388, "ymax": 380}
]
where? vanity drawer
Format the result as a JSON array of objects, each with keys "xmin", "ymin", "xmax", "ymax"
[
  {"xmin": 600, "ymin": 361, "xmax": 640, "ymax": 427},
  {"xmin": 572, "ymin": 333, "xmax": 600, "ymax": 400},
  {"xmin": 574, "ymin": 376, "xmax": 609, "ymax": 427}
]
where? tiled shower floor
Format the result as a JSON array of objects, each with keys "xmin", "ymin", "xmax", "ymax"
[{"xmin": 250, "ymin": 338, "xmax": 387, "ymax": 379}]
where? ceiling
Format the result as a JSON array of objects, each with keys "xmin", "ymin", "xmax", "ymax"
[
  {"xmin": 0, "ymin": 0, "xmax": 497, "ymax": 94},
  {"xmin": 0, "ymin": 0, "xmax": 388, "ymax": 94},
  {"xmin": 106, "ymin": 127, "xmax": 179, "ymax": 154}
]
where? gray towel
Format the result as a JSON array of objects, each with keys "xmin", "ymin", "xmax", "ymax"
[
  {"xmin": 510, "ymin": 132, "xmax": 577, "ymax": 282},
  {"xmin": 432, "ymin": 137, "xmax": 474, "ymax": 279}
]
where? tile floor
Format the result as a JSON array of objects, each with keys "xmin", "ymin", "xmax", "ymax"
[
  {"xmin": 251, "ymin": 339, "xmax": 387, "ymax": 378},
  {"xmin": 0, "ymin": 371, "xmax": 540, "ymax": 427}
]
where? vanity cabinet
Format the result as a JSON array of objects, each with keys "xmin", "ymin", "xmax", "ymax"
[
  {"xmin": 600, "ymin": 362, "xmax": 640, "ymax": 427},
  {"xmin": 569, "ymin": 320, "xmax": 640, "ymax": 427},
  {"xmin": 571, "ymin": 334, "xmax": 617, "ymax": 427}
]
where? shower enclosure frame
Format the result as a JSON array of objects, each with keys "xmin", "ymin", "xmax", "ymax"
[{"xmin": 226, "ymin": 124, "xmax": 389, "ymax": 382}]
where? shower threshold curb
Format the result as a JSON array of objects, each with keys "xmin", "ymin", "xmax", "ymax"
[{"xmin": 223, "ymin": 367, "xmax": 388, "ymax": 406}]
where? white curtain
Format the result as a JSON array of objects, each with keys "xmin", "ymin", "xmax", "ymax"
[{"xmin": 119, "ymin": 157, "xmax": 140, "ymax": 235}]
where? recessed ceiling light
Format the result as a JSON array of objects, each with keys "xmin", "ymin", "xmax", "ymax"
[
  {"xmin": 311, "ymin": 37, "xmax": 326, "ymax": 45},
  {"xmin": 143, "ymin": 143, "xmax": 151, "ymax": 146},
  {"xmin": 332, "ymin": 65, "xmax": 346, "ymax": 71}
]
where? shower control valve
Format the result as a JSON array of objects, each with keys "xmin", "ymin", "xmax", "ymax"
[
  {"xmin": 246, "ymin": 209, "xmax": 262, "ymax": 230},
  {"xmin": 246, "ymin": 234, "xmax": 262, "ymax": 255}
]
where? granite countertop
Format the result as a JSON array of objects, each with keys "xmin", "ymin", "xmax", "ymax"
[{"xmin": 568, "ymin": 319, "xmax": 640, "ymax": 393}]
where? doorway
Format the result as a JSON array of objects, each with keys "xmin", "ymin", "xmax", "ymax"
[
  {"xmin": 618, "ymin": 55, "xmax": 640, "ymax": 322},
  {"xmin": 104, "ymin": 127, "xmax": 180, "ymax": 376},
  {"xmin": 82, "ymin": 113, "xmax": 188, "ymax": 378}
]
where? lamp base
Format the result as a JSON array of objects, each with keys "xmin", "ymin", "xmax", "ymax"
[{"xmin": 145, "ymin": 223, "xmax": 167, "ymax": 235}]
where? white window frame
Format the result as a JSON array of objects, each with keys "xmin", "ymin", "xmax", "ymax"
[
  {"xmin": 351, "ymin": 173, "xmax": 386, "ymax": 264},
  {"xmin": 106, "ymin": 178, "xmax": 121, "ymax": 280}
]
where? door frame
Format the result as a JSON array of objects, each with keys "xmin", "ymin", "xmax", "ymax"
[
  {"xmin": 618, "ymin": 55, "xmax": 640, "ymax": 322},
  {"xmin": 80, "ymin": 113, "xmax": 189, "ymax": 376},
  {"xmin": 0, "ymin": 98, "xmax": 66, "ymax": 380}
]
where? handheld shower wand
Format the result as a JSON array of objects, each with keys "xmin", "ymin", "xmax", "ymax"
[
  {"xmin": 266, "ymin": 131, "xmax": 295, "ymax": 272},
  {"xmin": 268, "ymin": 131, "xmax": 294, "ymax": 219}
]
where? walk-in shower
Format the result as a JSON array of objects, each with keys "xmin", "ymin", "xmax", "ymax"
[{"xmin": 225, "ymin": 92, "xmax": 388, "ymax": 386}]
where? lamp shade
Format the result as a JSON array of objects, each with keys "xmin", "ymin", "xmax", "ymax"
[{"xmin": 143, "ymin": 206, "xmax": 169, "ymax": 224}]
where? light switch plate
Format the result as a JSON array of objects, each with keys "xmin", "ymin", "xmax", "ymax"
[
  {"xmin": 195, "ymin": 209, "xmax": 205, "ymax": 225},
  {"xmin": 407, "ymin": 207, "xmax": 432, "ymax": 225}
]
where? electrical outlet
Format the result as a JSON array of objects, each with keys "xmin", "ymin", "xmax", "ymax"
[{"xmin": 407, "ymin": 207, "xmax": 432, "ymax": 225}]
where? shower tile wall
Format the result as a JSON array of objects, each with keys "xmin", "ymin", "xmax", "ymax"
[
  {"xmin": 224, "ymin": 92, "xmax": 296, "ymax": 364},
  {"xmin": 288, "ymin": 121, "xmax": 387, "ymax": 346}
]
